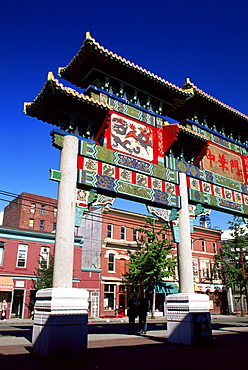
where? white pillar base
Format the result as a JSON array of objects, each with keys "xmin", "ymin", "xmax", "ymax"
[
  {"xmin": 166, "ymin": 293, "xmax": 212, "ymax": 345},
  {"xmin": 32, "ymin": 288, "xmax": 89, "ymax": 357}
]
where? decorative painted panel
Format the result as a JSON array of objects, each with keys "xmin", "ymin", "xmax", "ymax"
[
  {"xmin": 242, "ymin": 155, "xmax": 248, "ymax": 184},
  {"xmin": 190, "ymin": 123, "xmax": 247, "ymax": 155},
  {"xmin": 165, "ymin": 156, "xmax": 248, "ymax": 194},
  {"xmin": 77, "ymin": 155, "xmax": 180, "ymax": 208},
  {"xmin": 202, "ymin": 144, "xmax": 245, "ymax": 183},
  {"xmin": 188, "ymin": 181, "xmax": 248, "ymax": 214},
  {"xmin": 79, "ymin": 139, "xmax": 179, "ymax": 183},
  {"xmin": 104, "ymin": 112, "xmax": 159, "ymax": 164}
]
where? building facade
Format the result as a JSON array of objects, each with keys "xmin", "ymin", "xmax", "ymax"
[
  {"xmin": 2, "ymin": 193, "xmax": 224, "ymax": 318},
  {"xmin": 3, "ymin": 193, "xmax": 57, "ymax": 233},
  {"xmin": 99, "ymin": 207, "xmax": 223, "ymax": 317}
]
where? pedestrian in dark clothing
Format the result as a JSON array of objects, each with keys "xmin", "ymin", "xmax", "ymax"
[
  {"xmin": 137, "ymin": 292, "xmax": 148, "ymax": 334},
  {"xmin": 127, "ymin": 295, "xmax": 138, "ymax": 334}
]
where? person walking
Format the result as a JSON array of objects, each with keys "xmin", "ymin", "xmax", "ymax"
[
  {"xmin": 137, "ymin": 292, "xmax": 148, "ymax": 334},
  {"xmin": 1, "ymin": 300, "xmax": 7, "ymax": 321},
  {"xmin": 127, "ymin": 295, "xmax": 138, "ymax": 334}
]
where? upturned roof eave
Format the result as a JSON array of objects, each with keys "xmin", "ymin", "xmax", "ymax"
[
  {"xmin": 24, "ymin": 74, "xmax": 111, "ymax": 126},
  {"xmin": 59, "ymin": 34, "xmax": 248, "ymax": 123},
  {"xmin": 58, "ymin": 33, "xmax": 191, "ymax": 98},
  {"xmin": 182, "ymin": 79, "xmax": 248, "ymax": 123}
]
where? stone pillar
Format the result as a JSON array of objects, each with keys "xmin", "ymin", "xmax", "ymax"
[
  {"xmin": 32, "ymin": 135, "xmax": 89, "ymax": 357},
  {"xmin": 178, "ymin": 172, "xmax": 194, "ymax": 293},
  {"xmin": 166, "ymin": 172, "xmax": 211, "ymax": 345},
  {"xmin": 53, "ymin": 134, "xmax": 78, "ymax": 288}
]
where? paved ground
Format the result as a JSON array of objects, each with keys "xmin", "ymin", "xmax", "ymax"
[{"xmin": 0, "ymin": 315, "xmax": 248, "ymax": 369}]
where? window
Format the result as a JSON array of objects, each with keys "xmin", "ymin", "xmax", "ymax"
[
  {"xmin": 54, "ymin": 208, "xmax": 57, "ymax": 217},
  {"xmin": 202, "ymin": 240, "xmax": 206, "ymax": 252},
  {"xmin": 16, "ymin": 244, "xmax": 28, "ymax": 268},
  {"xmin": 29, "ymin": 219, "xmax": 34, "ymax": 229},
  {"xmin": 0, "ymin": 242, "xmax": 5, "ymax": 266},
  {"xmin": 40, "ymin": 220, "xmax": 45, "ymax": 230},
  {"xmin": 200, "ymin": 260, "xmax": 210, "ymax": 280},
  {"xmin": 40, "ymin": 204, "xmax": 46, "ymax": 214},
  {"xmin": 40, "ymin": 247, "xmax": 50, "ymax": 269},
  {"xmin": 107, "ymin": 224, "xmax": 113, "ymax": 238},
  {"xmin": 104, "ymin": 284, "xmax": 115, "ymax": 310},
  {"xmin": 213, "ymin": 242, "xmax": 217, "ymax": 254},
  {"xmin": 213, "ymin": 262, "xmax": 220, "ymax": 279},
  {"xmin": 133, "ymin": 229, "xmax": 138, "ymax": 242},
  {"xmin": 192, "ymin": 260, "xmax": 198, "ymax": 276},
  {"xmin": 121, "ymin": 226, "xmax": 126, "ymax": 240},
  {"xmin": 108, "ymin": 253, "xmax": 115, "ymax": 272},
  {"xmin": 53, "ymin": 222, "xmax": 56, "ymax": 231},
  {"xmin": 191, "ymin": 238, "xmax": 194, "ymax": 250},
  {"xmin": 30, "ymin": 204, "xmax": 36, "ymax": 213}
]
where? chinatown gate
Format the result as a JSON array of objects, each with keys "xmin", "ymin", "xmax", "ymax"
[{"xmin": 25, "ymin": 32, "xmax": 248, "ymax": 355}]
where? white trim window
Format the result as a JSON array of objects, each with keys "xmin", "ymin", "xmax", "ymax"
[
  {"xmin": 29, "ymin": 219, "xmax": 34, "ymax": 229},
  {"xmin": 121, "ymin": 226, "xmax": 126, "ymax": 240},
  {"xmin": 104, "ymin": 284, "xmax": 115, "ymax": 310},
  {"xmin": 0, "ymin": 242, "xmax": 4, "ymax": 266},
  {"xmin": 16, "ymin": 244, "xmax": 28, "ymax": 268},
  {"xmin": 107, "ymin": 224, "xmax": 113, "ymax": 238},
  {"xmin": 40, "ymin": 247, "xmax": 50, "ymax": 269},
  {"xmin": 133, "ymin": 229, "xmax": 138, "ymax": 242},
  {"xmin": 108, "ymin": 253, "xmax": 115, "ymax": 272},
  {"xmin": 40, "ymin": 204, "xmax": 46, "ymax": 214}
]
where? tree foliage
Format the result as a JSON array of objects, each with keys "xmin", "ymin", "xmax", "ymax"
[
  {"xmin": 33, "ymin": 253, "xmax": 54, "ymax": 289},
  {"xmin": 125, "ymin": 217, "xmax": 177, "ymax": 290},
  {"xmin": 216, "ymin": 216, "xmax": 248, "ymax": 291}
]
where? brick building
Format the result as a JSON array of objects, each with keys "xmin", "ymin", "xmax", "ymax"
[
  {"xmin": 1, "ymin": 193, "xmax": 101, "ymax": 318},
  {"xmin": 0, "ymin": 226, "xmax": 89, "ymax": 319},
  {"xmin": 97, "ymin": 207, "xmax": 223, "ymax": 317},
  {"xmin": 2, "ymin": 193, "xmax": 224, "ymax": 318},
  {"xmin": 3, "ymin": 193, "xmax": 57, "ymax": 232}
]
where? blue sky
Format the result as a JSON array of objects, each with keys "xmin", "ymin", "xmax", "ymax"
[{"xmin": 1, "ymin": 0, "xmax": 248, "ymax": 230}]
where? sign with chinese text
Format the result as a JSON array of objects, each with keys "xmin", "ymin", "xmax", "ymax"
[{"xmin": 203, "ymin": 144, "xmax": 244, "ymax": 183}]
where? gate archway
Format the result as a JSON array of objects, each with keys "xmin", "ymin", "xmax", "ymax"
[{"xmin": 25, "ymin": 31, "xmax": 248, "ymax": 352}]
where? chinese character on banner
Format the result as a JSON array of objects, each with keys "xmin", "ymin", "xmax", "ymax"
[{"xmin": 203, "ymin": 144, "xmax": 244, "ymax": 183}]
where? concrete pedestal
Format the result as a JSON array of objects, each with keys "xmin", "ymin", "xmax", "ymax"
[
  {"xmin": 166, "ymin": 293, "xmax": 211, "ymax": 345},
  {"xmin": 32, "ymin": 288, "xmax": 89, "ymax": 357}
]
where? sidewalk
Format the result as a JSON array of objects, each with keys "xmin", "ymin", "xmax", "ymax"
[
  {"xmin": 0, "ymin": 315, "xmax": 248, "ymax": 369},
  {"xmin": 2, "ymin": 313, "xmax": 248, "ymax": 325}
]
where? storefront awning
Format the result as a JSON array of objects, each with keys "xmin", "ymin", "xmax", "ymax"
[
  {"xmin": 196, "ymin": 283, "xmax": 224, "ymax": 293},
  {"xmin": 194, "ymin": 285, "xmax": 201, "ymax": 292},
  {"xmin": 145, "ymin": 282, "xmax": 179, "ymax": 294},
  {"xmin": 0, "ymin": 277, "xmax": 14, "ymax": 292}
]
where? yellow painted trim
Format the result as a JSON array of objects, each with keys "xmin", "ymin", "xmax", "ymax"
[
  {"xmin": 47, "ymin": 71, "xmax": 54, "ymax": 80},
  {"xmin": 23, "ymin": 102, "xmax": 32, "ymax": 113},
  {"xmin": 184, "ymin": 88, "xmax": 194, "ymax": 94},
  {"xmin": 86, "ymin": 31, "xmax": 92, "ymax": 39}
]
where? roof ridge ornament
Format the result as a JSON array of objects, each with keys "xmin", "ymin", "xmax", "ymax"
[
  {"xmin": 47, "ymin": 71, "xmax": 54, "ymax": 80},
  {"xmin": 86, "ymin": 31, "xmax": 93, "ymax": 40}
]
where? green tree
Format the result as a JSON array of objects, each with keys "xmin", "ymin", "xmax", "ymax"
[
  {"xmin": 216, "ymin": 216, "xmax": 248, "ymax": 316},
  {"xmin": 125, "ymin": 217, "xmax": 177, "ymax": 317},
  {"xmin": 33, "ymin": 253, "xmax": 54, "ymax": 289}
]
